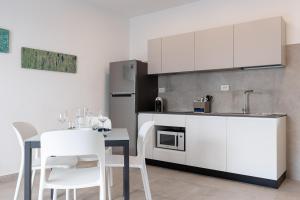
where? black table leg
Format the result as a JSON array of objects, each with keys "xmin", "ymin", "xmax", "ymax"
[
  {"xmin": 24, "ymin": 142, "xmax": 32, "ymax": 200},
  {"xmin": 50, "ymin": 168, "xmax": 54, "ymax": 199},
  {"xmin": 123, "ymin": 141, "xmax": 130, "ymax": 200},
  {"xmin": 51, "ymin": 188, "xmax": 53, "ymax": 199}
]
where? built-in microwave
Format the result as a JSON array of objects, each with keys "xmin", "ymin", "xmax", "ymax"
[{"xmin": 156, "ymin": 130, "xmax": 185, "ymax": 151}]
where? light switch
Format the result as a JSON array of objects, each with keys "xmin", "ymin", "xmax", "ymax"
[
  {"xmin": 158, "ymin": 87, "xmax": 166, "ymax": 93},
  {"xmin": 220, "ymin": 85, "xmax": 230, "ymax": 91}
]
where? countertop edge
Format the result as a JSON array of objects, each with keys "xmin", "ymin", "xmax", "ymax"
[{"xmin": 138, "ymin": 111, "xmax": 287, "ymax": 118}]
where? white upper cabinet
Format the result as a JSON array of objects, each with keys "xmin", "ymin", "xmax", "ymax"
[
  {"xmin": 162, "ymin": 32, "xmax": 195, "ymax": 73},
  {"xmin": 147, "ymin": 17, "xmax": 286, "ymax": 74},
  {"xmin": 186, "ymin": 116, "xmax": 227, "ymax": 171},
  {"xmin": 147, "ymin": 38, "xmax": 162, "ymax": 74},
  {"xmin": 234, "ymin": 17, "xmax": 286, "ymax": 68},
  {"xmin": 195, "ymin": 25, "xmax": 234, "ymax": 70}
]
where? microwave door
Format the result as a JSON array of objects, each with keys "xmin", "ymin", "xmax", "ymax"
[{"xmin": 157, "ymin": 131, "xmax": 178, "ymax": 150}]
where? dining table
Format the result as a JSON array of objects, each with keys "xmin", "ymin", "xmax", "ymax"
[{"xmin": 24, "ymin": 128, "xmax": 130, "ymax": 200}]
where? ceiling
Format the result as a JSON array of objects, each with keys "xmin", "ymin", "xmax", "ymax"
[{"xmin": 87, "ymin": 0, "xmax": 201, "ymax": 18}]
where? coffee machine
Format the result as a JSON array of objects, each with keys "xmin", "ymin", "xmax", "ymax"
[{"xmin": 155, "ymin": 97, "xmax": 164, "ymax": 112}]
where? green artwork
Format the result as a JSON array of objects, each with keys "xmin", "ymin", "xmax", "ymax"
[
  {"xmin": 0, "ymin": 28, "xmax": 9, "ymax": 53},
  {"xmin": 21, "ymin": 47, "xmax": 77, "ymax": 73}
]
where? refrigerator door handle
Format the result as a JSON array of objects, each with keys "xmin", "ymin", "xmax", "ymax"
[{"xmin": 111, "ymin": 93, "xmax": 133, "ymax": 97}]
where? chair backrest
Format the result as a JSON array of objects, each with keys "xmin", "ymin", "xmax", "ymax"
[
  {"xmin": 41, "ymin": 130, "xmax": 105, "ymax": 162},
  {"xmin": 137, "ymin": 121, "xmax": 155, "ymax": 158},
  {"xmin": 12, "ymin": 122, "xmax": 38, "ymax": 149}
]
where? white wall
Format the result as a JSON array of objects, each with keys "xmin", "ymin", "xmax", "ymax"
[
  {"xmin": 0, "ymin": 0, "xmax": 129, "ymax": 176},
  {"xmin": 130, "ymin": 0, "xmax": 300, "ymax": 61}
]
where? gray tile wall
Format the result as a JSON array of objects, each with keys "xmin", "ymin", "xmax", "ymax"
[{"xmin": 158, "ymin": 44, "xmax": 300, "ymax": 180}]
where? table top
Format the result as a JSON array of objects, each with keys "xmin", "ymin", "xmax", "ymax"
[{"xmin": 25, "ymin": 128, "xmax": 129, "ymax": 143}]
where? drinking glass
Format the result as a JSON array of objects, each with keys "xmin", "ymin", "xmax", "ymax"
[
  {"xmin": 75, "ymin": 108, "xmax": 83, "ymax": 128},
  {"xmin": 83, "ymin": 107, "xmax": 88, "ymax": 118},
  {"xmin": 86, "ymin": 111, "xmax": 97, "ymax": 129},
  {"xmin": 66, "ymin": 109, "xmax": 77, "ymax": 129}
]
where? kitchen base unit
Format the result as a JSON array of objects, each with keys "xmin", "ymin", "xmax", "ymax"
[
  {"xmin": 146, "ymin": 159, "xmax": 286, "ymax": 189},
  {"xmin": 138, "ymin": 112, "xmax": 287, "ymax": 188}
]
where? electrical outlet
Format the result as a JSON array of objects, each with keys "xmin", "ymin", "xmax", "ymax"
[
  {"xmin": 220, "ymin": 85, "xmax": 230, "ymax": 91},
  {"xmin": 158, "ymin": 87, "xmax": 166, "ymax": 93}
]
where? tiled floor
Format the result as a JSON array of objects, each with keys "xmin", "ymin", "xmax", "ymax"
[{"xmin": 2, "ymin": 164, "xmax": 300, "ymax": 200}]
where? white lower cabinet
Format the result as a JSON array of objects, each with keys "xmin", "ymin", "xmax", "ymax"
[
  {"xmin": 153, "ymin": 114, "xmax": 186, "ymax": 127},
  {"xmin": 153, "ymin": 147, "xmax": 186, "ymax": 164},
  {"xmin": 138, "ymin": 113, "xmax": 286, "ymax": 181},
  {"xmin": 186, "ymin": 116, "xmax": 227, "ymax": 171},
  {"xmin": 227, "ymin": 117, "xmax": 286, "ymax": 180},
  {"xmin": 138, "ymin": 113, "xmax": 154, "ymax": 159}
]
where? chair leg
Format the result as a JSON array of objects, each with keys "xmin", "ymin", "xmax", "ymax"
[
  {"xmin": 106, "ymin": 170, "xmax": 112, "ymax": 200},
  {"xmin": 100, "ymin": 172, "xmax": 106, "ymax": 200},
  {"xmin": 140, "ymin": 164, "xmax": 152, "ymax": 200},
  {"xmin": 37, "ymin": 182, "xmax": 44, "ymax": 200},
  {"xmin": 109, "ymin": 167, "xmax": 114, "ymax": 186},
  {"xmin": 53, "ymin": 189, "xmax": 57, "ymax": 200},
  {"xmin": 106, "ymin": 147, "xmax": 114, "ymax": 187},
  {"xmin": 38, "ymin": 170, "xmax": 45, "ymax": 200},
  {"xmin": 13, "ymin": 167, "xmax": 23, "ymax": 200},
  {"xmin": 66, "ymin": 189, "xmax": 70, "ymax": 200},
  {"xmin": 73, "ymin": 189, "xmax": 77, "ymax": 200},
  {"xmin": 31, "ymin": 170, "xmax": 36, "ymax": 186},
  {"xmin": 38, "ymin": 188, "xmax": 44, "ymax": 200}
]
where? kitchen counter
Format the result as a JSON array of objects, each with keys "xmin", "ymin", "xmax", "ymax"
[{"xmin": 139, "ymin": 111, "xmax": 287, "ymax": 118}]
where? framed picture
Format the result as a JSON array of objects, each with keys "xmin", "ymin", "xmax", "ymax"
[
  {"xmin": 0, "ymin": 28, "xmax": 9, "ymax": 53},
  {"xmin": 21, "ymin": 47, "xmax": 77, "ymax": 73}
]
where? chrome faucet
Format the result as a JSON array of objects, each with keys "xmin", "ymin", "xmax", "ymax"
[{"xmin": 242, "ymin": 90, "xmax": 254, "ymax": 114}]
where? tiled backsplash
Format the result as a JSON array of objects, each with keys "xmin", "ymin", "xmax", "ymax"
[
  {"xmin": 158, "ymin": 44, "xmax": 300, "ymax": 180},
  {"xmin": 158, "ymin": 67, "xmax": 282, "ymax": 114}
]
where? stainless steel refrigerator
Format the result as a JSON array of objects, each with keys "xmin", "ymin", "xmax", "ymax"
[{"xmin": 109, "ymin": 60, "xmax": 157, "ymax": 155}]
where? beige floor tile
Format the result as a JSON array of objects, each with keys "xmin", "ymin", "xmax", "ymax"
[{"xmin": 2, "ymin": 165, "xmax": 300, "ymax": 200}]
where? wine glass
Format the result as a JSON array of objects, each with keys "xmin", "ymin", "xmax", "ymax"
[{"xmin": 58, "ymin": 111, "xmax": 68, "ymax": 126}]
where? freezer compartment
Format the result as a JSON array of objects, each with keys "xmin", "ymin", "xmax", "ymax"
[
  {"xmin": 110, "ymin": 60, "xmax": 137, "ymax": 94},
  {"xmin": 110, "ymin": 94, "xmax": 137, "ymax": 155}
]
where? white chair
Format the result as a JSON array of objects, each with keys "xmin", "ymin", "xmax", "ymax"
[
  {"xmin": 38, "ymin": 130, "xmax": 107, "ymax": 200},
  {"xmin": 106, "ymin": 121, "xmax": 154, "ymax": 200},
  {"xmin": 12, "ymin": 122, "xmax": 78, "ymax": 200}
]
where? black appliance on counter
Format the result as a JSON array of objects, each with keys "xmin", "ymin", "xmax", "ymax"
[{"xmin": 155, "ymin": 97, "xmax": 164, "ymax": 112}]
